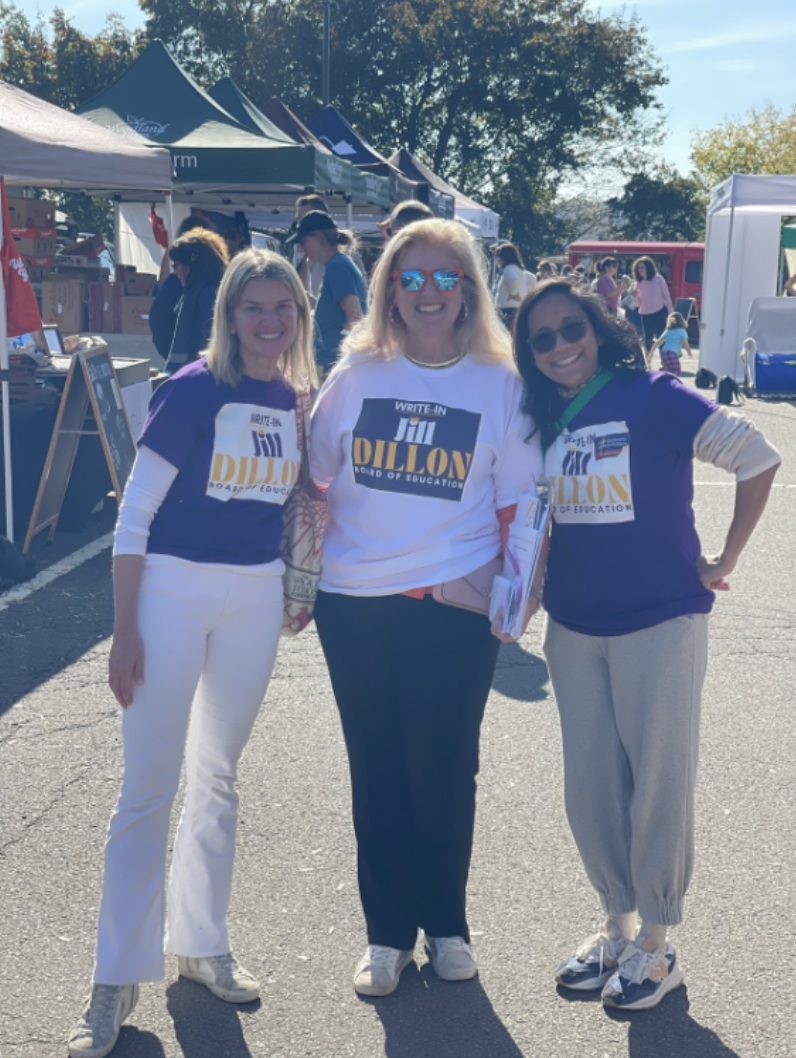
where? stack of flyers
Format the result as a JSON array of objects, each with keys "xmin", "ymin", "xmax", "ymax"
[{"xmin": 490, "ymin": 478, "xmax": 551, "ymax": 639}]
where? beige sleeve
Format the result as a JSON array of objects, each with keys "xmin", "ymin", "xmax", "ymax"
[{"xmin": 693, "ymin": 407, "xmax": 782, "ymax": 482}]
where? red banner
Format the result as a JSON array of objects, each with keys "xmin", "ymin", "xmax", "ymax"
[{"xmin": 1, "ymin": 181, "xmax": 45, "ymax": 339}]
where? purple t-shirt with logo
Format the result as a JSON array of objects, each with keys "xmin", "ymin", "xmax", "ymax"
[
  {"xmin": 139, "ymin": 358, "xmax": 299, "ymax": 565},
  {"xmin": 543, "ymin": 371, "xmax": 717, "ymax": 636}
]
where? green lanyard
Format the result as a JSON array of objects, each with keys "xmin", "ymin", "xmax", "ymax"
[{"xmin": 544, "ymin": 370, "xmax": 615, "ymax": 452}]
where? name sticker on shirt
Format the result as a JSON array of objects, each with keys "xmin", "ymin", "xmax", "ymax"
[
  {"xmin": 545, "ymin": 420, "xmax": 634, "ymax": 524},
  {"xmin": 207, "ymin": 402, "xmax": 300, "ymax": 504},
  {"xmin": 351, "ymin": 398, "xmax": 481, "ymax": 501}
]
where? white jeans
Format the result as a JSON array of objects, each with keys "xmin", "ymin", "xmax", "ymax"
[{"xmin": 94, "ymin": 555, "xmax": 284, "ymax": 985}]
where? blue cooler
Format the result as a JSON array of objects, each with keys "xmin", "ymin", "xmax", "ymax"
[{"xmin": 754, "ymin": 352, "xmax": 796, "ymax": 395}]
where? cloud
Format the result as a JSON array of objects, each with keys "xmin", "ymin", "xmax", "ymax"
[
  {"xmin": 666, "ymin": 20, "xmax": 796, "ymax": 52},
  {"xmin": 712, "ymin": 59, "xmax": 758, "ymax": 72}
]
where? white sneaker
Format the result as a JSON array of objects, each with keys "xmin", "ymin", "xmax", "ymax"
[
  {"xmin": 177, "ymin": 953, "xmax": 260, "ymax": 1003},
  {"xmin": 555, "ymin": 921, "xmax": 632, "ymax": 991},
  {"xmin": 353, "ymin": 945, "xmax": 414, "ymax": 996},
  {"xmin": 425, "ymin": 936, "xmax": 478, "ymax": 981},
  {"xmin": 601, "ymin": 941, "xmax": 684, "ymax": 1010},
  {"xmin": 68, "ymin": 983, "xmax": 139, "ymax": 1058}
]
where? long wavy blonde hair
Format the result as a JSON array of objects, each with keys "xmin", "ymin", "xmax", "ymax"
[
  {"xmin": 342, "ymin": 218, "xmax": 513, "ymax": 366},
  {"xmin": 206, "ymin": 249, "xmax": 317, "ymax": 390}
]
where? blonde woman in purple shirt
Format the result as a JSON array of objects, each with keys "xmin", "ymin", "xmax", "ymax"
[
  {"xmin": 68, "ymin": 251, "xmax": 316, "ymax": 1058},
  {"xmin": 632, "ymin": 256, "xmax": 673, "ymax": 353}
]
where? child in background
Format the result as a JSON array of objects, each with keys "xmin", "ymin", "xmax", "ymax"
[{"xmin": 651, "ymin": 312, "xmax": 692, "ymax": 374}]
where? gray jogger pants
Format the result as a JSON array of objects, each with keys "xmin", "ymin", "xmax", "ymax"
[{"xmin": 543, "ymin": 613, "xmax": 709, "ymax": 926}]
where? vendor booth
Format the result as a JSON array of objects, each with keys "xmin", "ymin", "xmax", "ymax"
[
  {"xmin": 700, "ymin": 174, "xmax": 796, "ymax": 381},
  {"xmin": 0, "ymin": 79, "xmax": 173, "ymax": 542},
  {"xmin": 388, "ymin": 148, "xmax": 499, "ymax": 240}
]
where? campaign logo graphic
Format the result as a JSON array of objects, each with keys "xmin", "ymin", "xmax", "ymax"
[
  {"xmin": 351, "ymin": 398, "xmax": 481, "ymax": 501},
  {"xmin": 545, "ymin": 420, "xmax": 634, "ymax": 524},
  {"xmin": 207, "ymin": 403, "xmax": 299, "ymax": 503}
]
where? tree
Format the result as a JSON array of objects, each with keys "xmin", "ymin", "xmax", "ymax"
[
  {"xmin": 140, "ymin": 0, "xmax": 666, "ymax": 252},
  {"xmin": 691, "ymin": 103, "xmax": 796, "ymax": 191},
  {"xmin": 607, "ymin": 165, "xmax": 705, "ymax": 242}
]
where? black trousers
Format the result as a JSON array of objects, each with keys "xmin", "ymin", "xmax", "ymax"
[
  {"xmin": 315, "ymin": 590, "xmax": 500, "ymax": 950},
  {"xmin": 640, "ymin": 306, "xmax": 669, "ymax": 351}
]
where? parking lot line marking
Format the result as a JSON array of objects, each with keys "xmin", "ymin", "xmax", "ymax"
[{"xmin": 0, "ymin": 533, "xmax": 113, "ymax": 615}]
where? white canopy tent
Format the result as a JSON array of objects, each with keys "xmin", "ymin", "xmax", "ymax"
[
  {"xmin": 0, "ymin": 80, "xmax": 173, "ymax": 541},
  {"xmin": 700, "ymin": 174, "xmax": 796, "ymax": 380}
]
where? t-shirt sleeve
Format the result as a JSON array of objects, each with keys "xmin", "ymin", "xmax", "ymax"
[
  {"xmin": 137, "ymin": 375, "xmax": 205, "ymax": 469},
  {"xmin": 646, "ymin": 373, "xmax": 715, "ymax": 455},
  {"xmin": 492, "ymin": 376, "xmax": 544, "ymax": 506},
  {"xmin": 326, "ymin": 258, "xmax": 361, "ymax": 306},
  {"xmin": 310, "ymin": 368, "xmax": 346, "ymax": 489}
]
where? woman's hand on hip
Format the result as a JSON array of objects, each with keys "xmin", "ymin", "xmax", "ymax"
[
  {"xmin": 696, "ymin": 552, "xmax": 735, "ymax": 592},
  {"xmin": 109, "ymin": 626, "xmax": 145, "ymax": 708}
]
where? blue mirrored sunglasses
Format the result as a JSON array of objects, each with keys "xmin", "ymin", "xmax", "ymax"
[{"xmin": 393, "ymin": 269, "xmax": 465, "ymax": 292}]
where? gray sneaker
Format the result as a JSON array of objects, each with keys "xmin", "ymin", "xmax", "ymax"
[
  {"xmin": 177, "ymin": 953, "xmax": 260, "ymax": 1003},
  {"xmin": 353, "ymin": 945, "xmax": 414, "ymax": 996},
  {"xmin": 425, "ymin": 936, "xmax": 478, "ymax": 981},
  {"xmin": 68, "ymin": 983, "xmax": 139, "ymax": 1058}
]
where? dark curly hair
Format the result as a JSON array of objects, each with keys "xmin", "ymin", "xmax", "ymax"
[{"xmin": 513, "ymin": 278, "xmax": 646, "ymax": 450}]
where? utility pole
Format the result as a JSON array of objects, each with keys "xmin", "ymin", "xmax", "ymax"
[{"xmin": 322, "ymin": 0, "xmax": 331, "ymax": 107}]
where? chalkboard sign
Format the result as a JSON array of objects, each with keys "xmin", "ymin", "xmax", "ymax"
[
  {"xmin": 675, "ymin": 297, "xmax": 700, "ymax": 345},
  {"xmin": 23, "ymin": 347, "xmax": 137, "ymax": 552}
]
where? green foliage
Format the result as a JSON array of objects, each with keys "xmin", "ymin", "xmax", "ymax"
[
  {"xmin": 607, "ymin": 165, "xmax": 705, "ymax": 242},
  {"xmin": 691, "ymin": 103, "xmax": 796, "ymax": 191}
]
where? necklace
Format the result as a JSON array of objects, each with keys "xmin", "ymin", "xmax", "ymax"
[
  {"xmin": 404, "ymin": 351, "xmax": 465, "ymax": 369},
  {"xmin": 558, "ymin": 368, "xmax": 601, "ymax": 399}
]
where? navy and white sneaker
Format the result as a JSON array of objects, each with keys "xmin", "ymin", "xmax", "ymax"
[
  {"xmin": 601, "ymin": 941, "xmax": 684, "ymax": 1010},
  {"xmin": 555, "ymin": 922, "xmax": 632, "ymax": 991}
]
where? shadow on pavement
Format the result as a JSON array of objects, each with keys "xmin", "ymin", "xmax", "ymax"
[
  {"xmin": 608, "ymin": 987, "xmax": 742, "ymax": 1058},
  {"xmin": 166, "ymin": 979, "xmax": 258, "ymax": 1058},
  {"xmin": 369, "ymin": 963, "xmax": 527, "ymax": 1058},
  {"xmin": 491, "ymin": 641, "xmax": 550, "ymax": 704},
  {"xmin": 111, "ymin": 1026, "xmax": 167, "ymax": 1057},
  {"xmin": 0, "ymin": 551, "xmax": 113, "ymax": 717}
]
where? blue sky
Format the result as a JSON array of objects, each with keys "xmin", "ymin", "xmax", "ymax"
[{"xmin": 10, "ymin": 0, "xmax": 796, "ymax": 176}]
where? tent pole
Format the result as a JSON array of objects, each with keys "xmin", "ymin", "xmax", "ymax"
[
  {"xmin": 0, "ymin": 176, "xmax": 14, "ymax": 542},
  {"xmin": 346, "ymin": 198, "xmax": 353, "ymax": 229},
  {"xmin": 165, "ymin": 191, "xmax": 175, "ymax": 246}
]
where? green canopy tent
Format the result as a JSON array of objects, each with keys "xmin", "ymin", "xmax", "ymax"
[{"xmin": 77, "ymin": 41, "xmax": 359, "ymax": 206}]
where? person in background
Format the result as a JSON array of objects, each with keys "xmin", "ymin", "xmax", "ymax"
[
  {"xmin": 293, "ymin": 194, "xmax": 331, "ymax": 305},
  {"xmin": 594, "ymin": 256, "xmax": 620, "ymax": 315},
  {"xmin": 783, "ymin": 272, "xmax": 796, "ymax": 296},
  {"xmin": 512, "ymin": 279, "xmax": 780, "ymax": 1012},
  {"xmin": 67, "ymin": 250, "xmax": 316, "ymax": 1058},
  {"xmin": 150, "ymin": 214, "xmax": 216, "ymax": 362},
  {"xmin": 377, "ymin": 199, "xmax": 433, "ymax": 241},
  {"xmin": 619, "ymin": 275, "xmax": 642, "ymax": 337},
  {"xmin": 538, "ymin": 260, "xmax": 558, "ymax": 281},
  {"xmin": 288, "ymin": 210, "xmax": 367, "ymax": 375},
  {"xmin": 311, "ymin": 218, "xmax": 542, "ymax": 999},
  {"xmin": 163, "ymin": 230, "xmax": 229, "ymax": 375},
  {"xmin": 632, "ymin": 256, "xmax": 672, "ymax": 353},
  {"xmin": 494, "ymin": 242, "xmax": 535, "ymax": 328},
  {"xmin": 650, "ymin": 311, "xmax": 693, "ymax": 375},
  {"xmin": 561, "ymin": 264, "xmax": 573, "ymax": 277},
  {"xmin": 223, "ymin": 213, "xmax": 252, "ymax": 258}
]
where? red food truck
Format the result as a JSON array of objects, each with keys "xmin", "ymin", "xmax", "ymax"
[{"xmin": 568, "ymin": 241, "xmax": 705, "ymax": 308}]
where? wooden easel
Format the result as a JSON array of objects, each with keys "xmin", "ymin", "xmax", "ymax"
[{"xmin": 23, "ymin": 347, "xmax": 136, "ymax": 552}]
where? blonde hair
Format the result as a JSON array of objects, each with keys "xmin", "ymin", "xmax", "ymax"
[
  {"xmin": 343, "ymin": 218, "xmax": 513, "ymax": 366},
  {"xmin": 206, "ymin": 249, "xmax": 317, "ymax": 390}
]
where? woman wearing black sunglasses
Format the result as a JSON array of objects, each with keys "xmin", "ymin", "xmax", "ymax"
[
  {"xmin": 512, "ymin": 279, "xmax": 780, "ymax": 1012},
  {"xmin": 310, "ymin": 219, "xmax": 543, "ymax": 996}
]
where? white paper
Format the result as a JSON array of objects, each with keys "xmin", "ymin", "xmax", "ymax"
[{"xmin": 489, "ymin": 479, "xmax": 551, "ymax": 639}]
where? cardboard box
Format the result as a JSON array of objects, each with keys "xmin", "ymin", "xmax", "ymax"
[
  {"xmin": 25, "ymin": 255, "xmax": 55, "ymax": 269},
  {"xmin": 120, "ymin": 295, "xmax": 153, "ymax": 335},
  {"xmin": 88, "ymin": 281, "xmax": 122, "ymax": 332},
  {"xmin": 124, "ymin": 273, "xmax": 157, "ymax": 296},
  {"xmin": 41, "ymin": 279, "xmax": 85, "ymax": 334},
  {"xmin": 26, "ymin": 265, "xmax": 52, "ymax": 283},
  {"xmin": 14, "ymin": 236, "xmax": 56, "ymax": 257},
  {"xmin": 24, "ymin": 199, "xmax": 56, "ymax": 228},
  {"xmin": 10, "ymin": 225, "xmax": 57, "ymax": 239}
]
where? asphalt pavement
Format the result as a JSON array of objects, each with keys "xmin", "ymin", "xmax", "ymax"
[{"xmin": 1, "ymin": 389, "xmax": 795, "ymax": 1058}]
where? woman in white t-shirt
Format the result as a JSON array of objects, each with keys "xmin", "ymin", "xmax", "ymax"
[
  {"xmin": 311, "ymin": 219, "xmax": 543, "ymax": 997},
  {"xmin": 494, "ymin": 241, "xmax": 534, "ymax": 328}
]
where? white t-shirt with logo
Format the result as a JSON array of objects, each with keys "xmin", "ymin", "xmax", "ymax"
[{"xmin": 310, "ymin": 354, "xmax": 542, "ymax": 595}]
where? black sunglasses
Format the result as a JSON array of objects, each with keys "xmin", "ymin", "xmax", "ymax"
[{"xmin": 528, "ymin": 318, "xmax": 589, "ymax": 355}]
